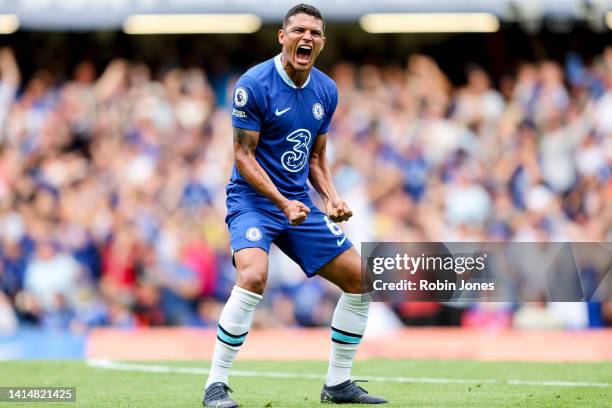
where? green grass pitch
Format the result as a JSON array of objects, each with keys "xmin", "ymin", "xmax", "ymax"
[{"xmin": 0, "ymin": 360, "xmax": 610, "ymax": 407}]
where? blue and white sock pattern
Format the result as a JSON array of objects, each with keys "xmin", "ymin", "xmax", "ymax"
[
  {"xmin": 331, "ymin": 326, "xmax": 363, "ymax": 345},
  {"xmin": 325, "ymin": 292, "xmax": 371, "ymax": 387},
  {"xmin": 216, "ymin": 324, "xmax": 248, "ymax": 348},
  {"xmin": 205, "ymin": 285, "xmax": 262, "ymax": 388}
]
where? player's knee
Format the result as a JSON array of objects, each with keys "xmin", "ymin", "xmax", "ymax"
[
  {"xmin": 236, "ymin": 269, "xmax": 267, "ymax": 295},
  {"xmin": 339, "ymin": 280, "xmax": 364, "ymax": 294},
  {"xmin": 338, "ymin": 271, "xmax": 365, "ymax": 294}
]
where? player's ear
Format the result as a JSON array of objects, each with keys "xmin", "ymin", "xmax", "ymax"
[
  {"xmin": 278, "ymin": 28, "xmax": 285, "ymax": 45},
  {"xmin": 318, "ymin": 35, "xmax": 326, "ymax": 52}
]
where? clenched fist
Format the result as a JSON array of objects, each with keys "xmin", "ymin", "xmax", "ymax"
[
  {"xmin": 282, "ymin": 200, "xmax": 311, "ymax": 226},
  {"xmin": 325, "ymin": 197, "xmax": 353, "ymax": 222}
]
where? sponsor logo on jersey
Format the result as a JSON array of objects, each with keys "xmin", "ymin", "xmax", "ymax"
[
  {"xmin": 281, "ymin": 128, "xmax": 311, "ymax": 173},
  {"xmin": 232, "ymin": 109, "xmax": 247, "ymax": 118}
]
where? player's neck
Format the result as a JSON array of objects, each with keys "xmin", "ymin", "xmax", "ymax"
[{"xmin": 281, "ymin": 54, "xmax": 309, "ymax": 88}]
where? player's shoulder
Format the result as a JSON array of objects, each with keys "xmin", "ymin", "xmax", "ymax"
[{"xmin": 239, "ymin": 58, "xmax": 276, "ymax": 88}]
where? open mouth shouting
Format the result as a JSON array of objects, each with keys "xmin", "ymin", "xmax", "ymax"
[{"xmin": 295, "ymin": 44, "xmax": 313, "ymax": 65}]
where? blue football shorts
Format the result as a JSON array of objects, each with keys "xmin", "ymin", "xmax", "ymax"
[{"xmin": 226, "ymin": 196, "xmax": 353, "ymax": 277}]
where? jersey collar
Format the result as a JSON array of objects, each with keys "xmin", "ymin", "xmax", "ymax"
[{"xmin": 274, "ymin": 54, "xmax": 311, "ymax": 89}]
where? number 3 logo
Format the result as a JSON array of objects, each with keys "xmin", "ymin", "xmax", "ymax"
[{"xmin": 281, "ymin": 128, "xmax": 311, "ymax": 173}]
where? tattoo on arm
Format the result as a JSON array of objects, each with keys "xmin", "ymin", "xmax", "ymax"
[
  {"xmin": 233, "ymin": 127, "xmax": 259, "ymax": 154},
  {"xmin": 232, "ymin": 126, "xmax": 287, "ymax": 208}
]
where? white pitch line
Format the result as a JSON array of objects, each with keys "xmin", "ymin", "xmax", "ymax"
[{"xmin": 86, "ymin": 359, "xmax": 611, "ymax": 388}]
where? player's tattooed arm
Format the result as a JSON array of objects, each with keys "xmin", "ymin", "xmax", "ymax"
[
  {"xmin": 233, "ymin": 127, "xmax": 309, "ymax": 224},
  {"xmin": 233, "ymin": 127, "xmax": 277, "ymax": 197},
  {"xmin": 233, "ymin": 127, "xmax": 259, "ymax": 156},
  {"xmin": 309, "ymin": 134, "xmax": 353, "ymax": 222}
]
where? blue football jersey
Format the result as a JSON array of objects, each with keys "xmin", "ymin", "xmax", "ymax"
[{"xmin": 227, "ymin": 54, "xmax": 338, "ymax": 209}]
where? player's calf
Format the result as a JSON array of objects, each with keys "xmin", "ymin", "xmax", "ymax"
[{"xmin": 204, "ymin": 285, "xmax": 262, "ymax": 396}]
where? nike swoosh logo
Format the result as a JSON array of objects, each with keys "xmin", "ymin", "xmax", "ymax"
[
  {"xmin": 275, "ymin": 107, "xmax": 291, "ymax": 116},
  {"xmin": 337, "ymin": 235, "xmax": 347, "ymax": 246}
]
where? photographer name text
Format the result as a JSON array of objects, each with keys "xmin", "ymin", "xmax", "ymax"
[{"xmin": 373, "ymin": 279, "xmax": 495, "ymax": 291}]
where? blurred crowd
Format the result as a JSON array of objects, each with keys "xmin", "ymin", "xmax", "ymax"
[{"xmin": 0, "ymin": 44, "xmax": 610, "ymax": 335}]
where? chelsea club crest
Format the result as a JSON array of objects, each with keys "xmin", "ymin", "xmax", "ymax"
[
  {"xmin": 245, "ymin": 227, "xmax": 262, "ymax": 242},
  {"xmin": 312, "ymin": 103, "xmax": 324, "ymax": 120}
]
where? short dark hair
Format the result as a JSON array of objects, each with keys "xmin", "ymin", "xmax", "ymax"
[{"xmin": 283, "ymin": 4, "xmax": 324, "ymax": 31}]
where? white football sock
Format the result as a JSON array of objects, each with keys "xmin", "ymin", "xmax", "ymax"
[
  {"xmin": 325, "ymin": 292, "xmax": 371, "ymax": 387},
  {"xmin": 205, "ymin": 285, "xmax": 262, "ymax": 389}
]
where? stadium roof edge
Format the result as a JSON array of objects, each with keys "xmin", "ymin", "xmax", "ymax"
[{"xmin": 1, "ymin": 0, "xmax": 611, "ymax": 30}]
